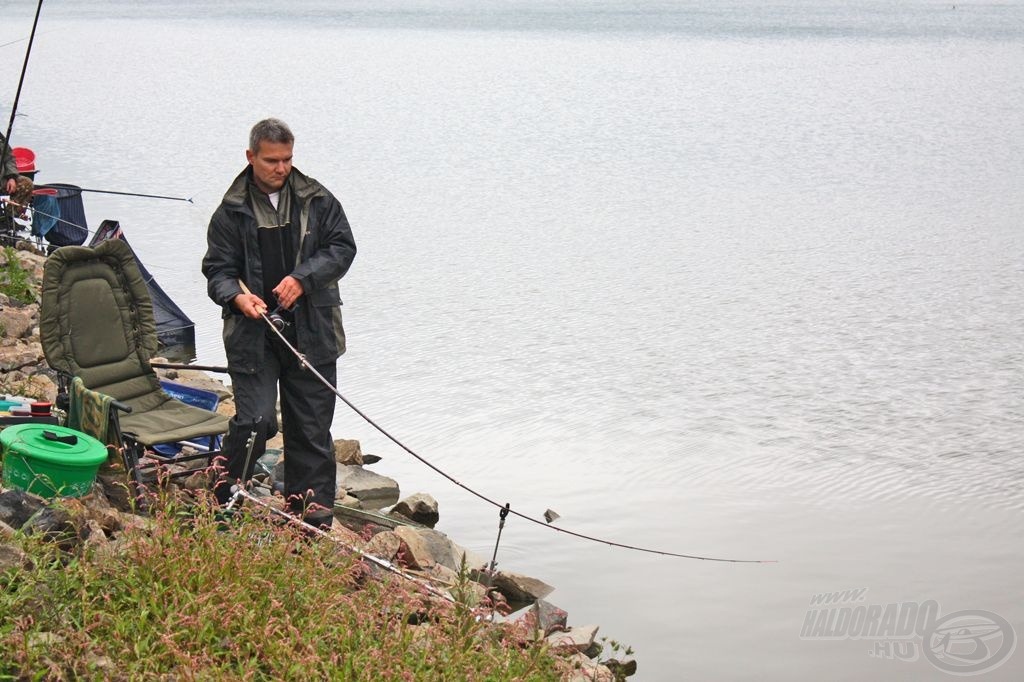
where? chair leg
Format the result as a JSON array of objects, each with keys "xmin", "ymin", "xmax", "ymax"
[
  {"xmin": 205, "ymin": 434, "xmax": 222, "ymax": 467},
  {"xmin": 213, "ymin": 417, "xmax": 266, "ymax": 505},
  {"xmin": 121, "ymin": 438, "xmax": 147, "ymax": 500}
]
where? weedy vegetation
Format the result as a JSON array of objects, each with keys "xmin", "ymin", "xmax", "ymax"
[
  {"xmin": 0, "ymin": 495, "xmax": 564, "ymax": 680},
  {"xmin": 0, "ymin": 246, "xmax": 35, "ymax": 305}
]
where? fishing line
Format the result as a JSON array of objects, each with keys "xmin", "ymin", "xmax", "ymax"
[
  {"xmin": 0, "ymin": 29, "xmax": 57, "ymax": 51},
  {"xmin": 237, "ymin": 281, "xmax": 774, "ymax": 564}
]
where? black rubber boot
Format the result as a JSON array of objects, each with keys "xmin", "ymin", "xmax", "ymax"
[
  {"xmin": 213, "ymin": 416, "xmax": 267, "ymax": 506},
  {"xmin": 303, "ymin": 511, "xmax": 334, "ymax": 531},
  {"xmin": 284, "ymin": 489, "xmax": 335, "ymax": 538}
]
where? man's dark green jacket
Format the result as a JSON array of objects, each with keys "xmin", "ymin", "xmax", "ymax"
[
  {"xmin": 0, "ymin": 133, "xmax": 18, "ymax": 180},
  {"xmin": 202, "ymin": 166, "xmax": 356, "ymax": 374}
]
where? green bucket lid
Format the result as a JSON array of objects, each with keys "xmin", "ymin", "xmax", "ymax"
[{"xmin": 0, "ymin": 423, "xmax": 107, "ymax": 467}]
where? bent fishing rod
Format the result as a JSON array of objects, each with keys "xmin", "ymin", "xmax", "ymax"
[
  {"xmin": 76, "ymin": 187, "xmax": 193, "ymax": 203},
  {"xmin": 227, "ymin": 488, "xmax": 455, "ymax": 602},
  {"xmin": 234, "ymin": 281, "xmax": 774, "ymax": 564},
  {"xmin": 2, "ymin": 0, "xmax": 44, "ymax": 171}
]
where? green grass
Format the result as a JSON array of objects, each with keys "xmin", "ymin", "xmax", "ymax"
[
  {"xmin": 0, "ymin": 246, "xmax": 35, "ymax": 305},
  {"xmin": 0, "ymin": 497, "xmax": 562, "ymax": 680}
]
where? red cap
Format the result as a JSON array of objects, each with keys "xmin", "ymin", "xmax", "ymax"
[{"xmin": 12, "ymin": 147, "xmax": 35, "ymax": 174}]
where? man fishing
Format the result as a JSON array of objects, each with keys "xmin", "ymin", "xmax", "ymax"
[
  {"xmin": 202, "ymin": 118, "xmax": 357, "ymax": 529},
  {"xmin": 1, "ymin": 132, "xmax": 17, "ymax": 194}
]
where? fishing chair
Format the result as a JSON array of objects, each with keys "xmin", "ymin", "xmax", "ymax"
[{"xmin": 39, "ymin": 239, "xmax": 230, "ymax": 495}]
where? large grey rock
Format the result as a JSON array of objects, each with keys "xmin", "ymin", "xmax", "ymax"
[
  {"xmin": 563, "ymin": 652, "xmax": 615, "ymax": 682},
  {"xmin": 17, "ymin": 373, "xmax": 58, "ymax": 402},
  {"xmin": 392, "ymin": 526, "xmax": 435, "ymax": 570},
  {"xmin": 0, "ymin": 340, "xmax": 44, "ymax": 371},
  {"xmin": 333, "ymin": 439, "xmax": 363, "ymax": 466},
  {"xmin": 78, "ymin": 492, "xmax": 125, "ymax": 536},
  {"xmin": 531, "ymin": 599, "xmax": 569, "ymax": 636},
  {"xmin": 391, "ymin": 492, "xmax": 439, "ymax": 528},
  {"xmin": 364, "ymin": 530, "xmax": 401, "ymax": 563},
  {"xmin": 153, "ymin": 364, "xmax": 232, "ymax": 400},
  {"xmin": 605, "ymin": 656, "xmax": 638, "ymax": 678},
  {"xmin": 0, "ymin": 489, "xmax": 47, "ymax": 529},
  {"xmin": 489, "ymin": 570, "xmax": 555, "ymax": 604},
  {"xmin": 392, "ymin": 526, "xmax": 484, "ymax": 574},
  {"xmin": 546, "ymin": 624, "xmax": 600, "ymax": 654},
  {"xmin": 82, "ymin": 519, "xmax": 112, "ymax": 553},
  {"xmin": 22, "ymin": 506, "xmax": 90, "ymax": 553},
  {"xmin": 94, "ymin": 472, "xmax": 134, "ymax": 513},
  {"xmin": 0, "ymin": 305, "xmax": 35, "ymax": 339},
  {"xmin": 337, "ymin": 493, "xmax": 361, "ymax": 508},
  {"xmin": 336, "ymin": 465, "xmax": 399, "ymax": 509},
  {"xmin": 13, "ymin": 250, "xmax": 46, "ymax": 282},
  {"xmin": 417, "ymin": 562, "xmax": 489, "ymax": 605},
  {"xmin": 0, "ymin": 542, "xmax": 32, "ymax": 575},
  {"xmin": 447, "ymin": 567, "xmax": 489, "ymax": 605}
]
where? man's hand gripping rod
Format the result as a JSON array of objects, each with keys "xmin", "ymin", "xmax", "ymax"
[{"xmin": 237, "ymin": 280, "xmax": 328, "ymax": 384}]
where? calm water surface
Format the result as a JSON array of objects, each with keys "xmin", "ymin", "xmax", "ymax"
[{"xmin": 3, "ymin": 2, "xmax": 1022, "ymax": 679}]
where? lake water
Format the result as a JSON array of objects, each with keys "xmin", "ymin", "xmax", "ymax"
[{"xmin": 3, "ymin": 1, "xmax": 1022, "ymax": 678}]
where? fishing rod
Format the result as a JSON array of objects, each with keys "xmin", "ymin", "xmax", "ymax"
[
  {"xmin": 2, "ymin": 0, "xmax": 44, "ymax": 172},
  {"xmin": 237, "ymin": 281, "xmax": 775, "ymax": 564},
  {"xmin": 77, "ymin": 187, "xmax": 193, "ymax": 203},
  {"xmin": 228, "ymin": 487, "xmax": 455, "ymax": 603},
  {"xmin": 150, "ymin": 361, "xmax": 228, "ymax": 374},
  {"xmin": 1, "ymin": 197, "xmax": 174, "ymax": 253}
]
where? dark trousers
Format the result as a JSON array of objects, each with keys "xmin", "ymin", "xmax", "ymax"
[{"xmin": 229, "ymin": 333, "xmax": 338, "ymax": 519}]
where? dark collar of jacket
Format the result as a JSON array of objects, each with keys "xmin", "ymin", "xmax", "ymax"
[
  {"xmin": 218, "ymin": 165, "xmax": 332, "ymax": 268},
  {"xmin": 220, "ymin": 165, "xmax": 328, "ymax": 212}
]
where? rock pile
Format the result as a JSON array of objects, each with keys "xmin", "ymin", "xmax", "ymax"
[{"xmin": 0, "ymin": 246, "xmax": 59, "ymax": 403}]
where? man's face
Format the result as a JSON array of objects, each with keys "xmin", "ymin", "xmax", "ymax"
[{"xmin": 246, "ymin": 140, "xmax": 293, "ymax": 194}]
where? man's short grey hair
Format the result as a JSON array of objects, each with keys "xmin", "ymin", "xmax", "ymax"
[{"xmin": 249, "ymin": 118, "xmax": 294, "ymax": 153}]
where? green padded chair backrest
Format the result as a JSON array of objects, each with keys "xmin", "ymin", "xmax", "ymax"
[{"xmin": 40, "ymin": 239, "xmax": 164, "ymax": 404}]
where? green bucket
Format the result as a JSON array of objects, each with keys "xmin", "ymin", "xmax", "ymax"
[{"xmin": 1, "ymin": 424, "xmax": 108, "ymax": 498}]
